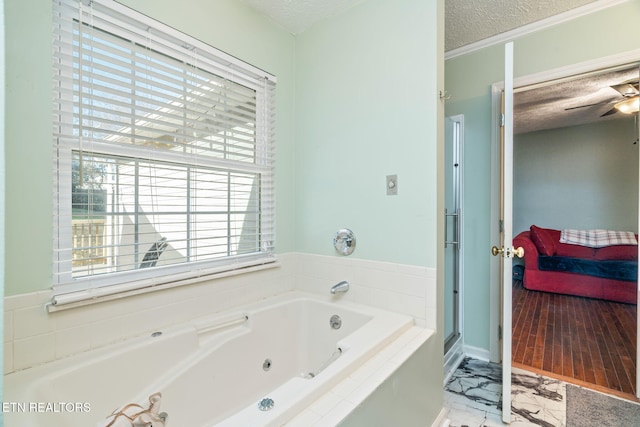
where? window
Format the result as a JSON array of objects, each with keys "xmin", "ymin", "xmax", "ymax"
[{"xmin": 52, "ymin": 0, "xmax": 276, "ymax": 304}]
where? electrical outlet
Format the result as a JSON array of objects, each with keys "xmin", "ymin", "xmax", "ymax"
[{"xmin": 386, "ymin": 175, "xmax": 398, "ymax": 195}]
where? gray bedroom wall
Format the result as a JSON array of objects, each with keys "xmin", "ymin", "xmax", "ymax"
[{"xmin": 514, "ymin": 118, "xmax": 639, "ymax": 235}]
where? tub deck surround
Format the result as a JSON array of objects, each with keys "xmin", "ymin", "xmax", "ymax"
[
  {"xmin": 4, "ymin": 253, "xmax": 436, "ymax": 376},
  {"xmin": 4, "ymin": 291, "xmax": 430, "ymax": 427},
  {"xmin": 284, "ymin": 326, "xmax": 434, "ymax": 427}
]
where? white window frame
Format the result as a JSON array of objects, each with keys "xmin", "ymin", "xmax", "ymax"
[{"xmin": 51, "ymin": 0, "xmax": 276, "ymax": 308}]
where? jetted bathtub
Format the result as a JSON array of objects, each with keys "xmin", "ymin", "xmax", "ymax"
[{"xmin": 4, "ymin": 291, "xmax": 415, "ymax": 426}]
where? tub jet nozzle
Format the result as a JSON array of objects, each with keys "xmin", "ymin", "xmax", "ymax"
[{"xmin": 258, "ymin": 397, "xmax": 275, "ymax": 411}]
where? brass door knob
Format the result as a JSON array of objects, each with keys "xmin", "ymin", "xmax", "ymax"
[{"xmin": 492, "ymin": 246, "xmax": 524, "ymax": 258}]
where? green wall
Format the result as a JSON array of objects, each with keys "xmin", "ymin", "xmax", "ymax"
[
  {"xmin": 5, "ymin": 0, "xmax": 442, "ymax": 296},
  {"xmin": 295, "ymin": 0, "xmax": 440, "ymax": 268},
  {"xmin": 4, "ymin": 0, "xmax": 443, "ymax": 419},
  {"xmin": 5, "ymin": 0, "xmax": 53, "ymax": 296},
  {"xmin": 295, "ymin": 1, "xmax": 444, "ymax": 419},
  {"xmin": 4, "ymin": 0, "xmax": 297, "ymax": 296},
  {"xmin": 514, "ymin": 120, "xmax": 639, "ymax": 234},
  {"xmin": 445, "ymin": 0, "xmax": 640, "ymax": 352}
]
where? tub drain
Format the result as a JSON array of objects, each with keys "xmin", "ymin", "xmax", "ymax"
[{"xmin": 258, "ymin": 397, "xmax": 274, "ymax": 411}]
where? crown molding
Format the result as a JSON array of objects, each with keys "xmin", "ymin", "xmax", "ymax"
[{"xmin": 445, "ymin": 0, "xmax": 631, "ymax": 61}]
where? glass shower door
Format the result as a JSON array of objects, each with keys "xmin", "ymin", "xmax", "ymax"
[{"xmin": 444, "ymin": 115, "xmax": 463, "ymax": 358}]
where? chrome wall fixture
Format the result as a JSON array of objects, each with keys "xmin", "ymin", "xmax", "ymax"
[{"xmin": 333, "ymin": 228, "xmax": 356, "ymax": 256}]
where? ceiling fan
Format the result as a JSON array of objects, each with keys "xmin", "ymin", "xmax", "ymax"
[{"xmin": 565, "ymin": 80, "xmax": 639, "ymax": 116}]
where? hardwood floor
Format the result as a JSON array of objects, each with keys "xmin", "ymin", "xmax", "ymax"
[{"xmin": 512, "ymin": 279, "xmax": 637, "ymax": 396}]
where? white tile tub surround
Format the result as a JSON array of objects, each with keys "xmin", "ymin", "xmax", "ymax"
[
  {"xmin": 4, "ymin": 252, "xmax": 435, "ymax": 374},
  {"xmin": 4, "ymin": 253, "xmax": 296, "ymax": 374},
  {"xmin": 295, "ymin": 253, "xmax": 437, "ymax": 329}
]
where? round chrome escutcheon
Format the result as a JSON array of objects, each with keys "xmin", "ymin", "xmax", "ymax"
[
  {"xmin": 330, "ymin": 314, "xmax": 342, "ymax": 329},
  {"xmin": 333, "ymin": 228, "xmax": 356, "ymax": 256}
]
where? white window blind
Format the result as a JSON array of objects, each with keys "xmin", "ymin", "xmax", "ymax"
[{"xmin": 51, "ymin": 0, "xmax": 276, "ymax": 305}]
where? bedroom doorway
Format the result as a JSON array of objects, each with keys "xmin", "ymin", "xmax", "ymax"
[{"xmin": 492, "ymin": 53, "xmax": 640, "ymax": 400}]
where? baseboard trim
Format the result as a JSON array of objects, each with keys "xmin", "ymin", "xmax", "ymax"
[{"xmin": 462, "ymin": 344, "xmax": 492, "ymax": 362}]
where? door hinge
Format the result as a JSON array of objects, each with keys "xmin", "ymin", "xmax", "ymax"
[
  {"xmin": 498, "ymin": 325, "xmax": 503, "ymax": 340},
  {"xmin": 499, "ymin": 219, "xmax": 504, "ymax": 233},
  {"xmin": 499, "ymin": 114, "xmax": 505, "ymax": 127}
]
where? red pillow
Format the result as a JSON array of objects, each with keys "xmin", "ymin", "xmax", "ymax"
[
  {"xmin": 593, "ymin": 245, "xmax": 638, "ymax": 261},
  {"xmin": 530, "ymin": 225, "xmax": 558, "ymax": 256}
]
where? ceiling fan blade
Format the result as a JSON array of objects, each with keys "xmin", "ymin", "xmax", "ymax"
[
  {"xmin": 564, "ymin": 100, "xmax": 610, "ymax": 111},
  {"xmin": 564, "ymin": 101, "xmax": 609, "ymax": 111},
  {"xmin": 600, "ymin": 107, "xmax": 618, "ymax": 117},
  {"xmin": 611, "ymin": 82, "xmax": 639, "ymax": 97}
]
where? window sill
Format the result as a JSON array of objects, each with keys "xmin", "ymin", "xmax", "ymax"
[{"xmin": 47, "ymin": 258, "xmax": 279, "ymax": 313}]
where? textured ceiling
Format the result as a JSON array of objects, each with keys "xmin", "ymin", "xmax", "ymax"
[
  {"xmin": 445, "ymin": 0, "xmax": 599, "ymax": 51},
  {"xmin": 515, "ymin": 66, "xmax": 639, "ymax": 134}
]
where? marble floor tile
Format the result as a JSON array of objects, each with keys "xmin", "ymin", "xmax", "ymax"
[
  {"xmin": 444, "ymin": 358, "xmax": 566, "ymax": 427},
  {"xmin": 445, "ymin": 357, "xmax": 503, "ymax": 415},
  {"xmin": 444, "ymin": 390, "xmax": 504, "ymax": 427},
  {"xmin": 511, "ymin": 367, "xmax": 565, "ymax": 427}
]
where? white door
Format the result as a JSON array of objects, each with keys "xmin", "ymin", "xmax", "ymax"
[
  {"xmin": 637, "ymin": 62, "xmax": 640, "ymax": 400},
  {"xmin": 493, "ymin": 49, "xmax": 640, "ymax": 409},
  {"xmin": 490, "ymin": 42, "xmax": 516, "ymax": 424}
]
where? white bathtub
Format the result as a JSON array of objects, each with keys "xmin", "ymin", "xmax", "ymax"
[{"xmin": 4, "ymin": 291, "xmax": 415, "ymax": 427}]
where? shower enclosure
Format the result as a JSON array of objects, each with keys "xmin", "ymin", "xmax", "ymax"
[{"xmin": 444, "ymin": 115, "xmax": 464, "ymax": 375}]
